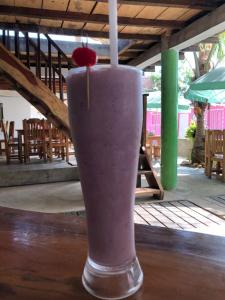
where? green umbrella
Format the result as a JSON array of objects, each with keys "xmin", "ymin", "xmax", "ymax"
[
  {"xmin": 147, "ymin": 91, "xmax": 190, "ymax": 110},
  {"xmin": 184, "ymin": 67, "xmax": 225, "ymax": 103}
]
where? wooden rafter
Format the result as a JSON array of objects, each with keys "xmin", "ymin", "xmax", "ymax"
[
  {"xmin": 129, "ymin": 3, "xmax": 225, "ymax": 68},
  {"xmin": 143, "ymin": 66, "xmax": 155, "ymax": 72},
  {"xmin": 0, "ymin": 6, "xmax": 186, "ymax": 29},
  {"xmin": 127, "ymin": 44, "xmax": 151, "ymax": 52},
  {"xmin": 0, "ymin": 23, "xmax": 160, "ymax": 41},
  {"xmin": 128, "ymin": 36, "xmax": 218, "ymax": 53},
  {"xmin": 95, "ymin": 0, "xmax": 221, "ymax": 10}
]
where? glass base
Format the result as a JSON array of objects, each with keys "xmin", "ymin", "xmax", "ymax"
[{"xmin": 82, "ymin": 256, "xmax": 143, "ymax": 300}]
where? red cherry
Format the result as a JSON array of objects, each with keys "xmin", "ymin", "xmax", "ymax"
[{"xmin": 72, "ymin": 47, "xmax": 97, "ymax": 67}]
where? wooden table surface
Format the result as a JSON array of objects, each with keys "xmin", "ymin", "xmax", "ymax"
[{"xmin": 0, "ymin": 206, "xmax": 225, "ymax": 300}]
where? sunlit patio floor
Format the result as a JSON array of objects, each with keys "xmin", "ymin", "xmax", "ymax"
[{"xmin": 0, "ymin": 158, "xmax": 224, "ymax": 236}]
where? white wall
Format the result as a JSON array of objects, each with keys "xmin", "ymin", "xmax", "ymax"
[{"xmin": 0, "ymin": 90, "xmax": 43, "ymax": 137}]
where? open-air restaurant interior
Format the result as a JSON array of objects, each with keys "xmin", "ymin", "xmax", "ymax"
[{"xmin": 0, "ymin": 1, "xmax": 225, "ymax": 299}]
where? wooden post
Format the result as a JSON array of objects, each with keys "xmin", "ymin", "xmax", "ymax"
[
  {"xmin": 6, "ymin": 30, "xmax": 10, "ymax": 50},
  {"xmin": 48, "ymin": 39, "xmax": 52, "ymax": 90},
  {"xmin": 25, "ymin": 32, "xmax": 30, "ymax": 69},
  {"xmin": 14, "ymin": 30, "xmax": 19, "ymax": 58},
  {"xmin": 44, "ymin": 63, "xmax": 47, "ymax": 85},
  {"xmin": 58, "ymin": 51, "xmax": 63, "ymax": 101},
  {"xmin": 2, "ymin": 29, "xmax": 6, "ymax": 46},
  {"xmin": 36, "ymin": 32, "xmax": 41, "ymax": 79},
  {"xmin": 53, "ymin": 68, "xmax": 56, "ymax": 94}
]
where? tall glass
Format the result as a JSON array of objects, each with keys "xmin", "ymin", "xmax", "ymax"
[{"xmin": 67, "ymin": 65, "xmax": 143, "ymax": 299}]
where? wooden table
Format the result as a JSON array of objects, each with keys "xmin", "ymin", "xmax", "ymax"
[{"xmin": 0, "ymin": 207, "xmax": 225, "ymax": 300}]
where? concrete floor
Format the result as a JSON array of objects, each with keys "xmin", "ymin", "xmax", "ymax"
[
  {"xmin": 0, "ymin": 163, "xmax": 224, "ymax": 220},
  {"xmin": 163, "ymin": 166, "xmax": 225, "ymax": 219},
  {"xmin": 0, "ymin": 181, "xmax": 83, "ymax": 213},
  {"xmin": 0, "ymin": 156, "xmax": 79, "ymax": 187}
]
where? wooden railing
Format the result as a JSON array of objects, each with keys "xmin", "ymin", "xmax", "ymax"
[{"xmin": 0, "ymin": 29, "xmax": 72, "ymax": 101}]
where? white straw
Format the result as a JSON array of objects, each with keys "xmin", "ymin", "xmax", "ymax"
[{"xmin": 109, "ymin": 0, "xmax": 118, "ymax": 66}]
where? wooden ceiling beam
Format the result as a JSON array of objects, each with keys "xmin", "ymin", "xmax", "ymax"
[
  {"xmin": 126, "ymin": 36, "xmax": 219, "ymax": 53},
  {"xmin": 0, "ymin": 6, "xmax": 185, "ymax": 29},
  {"xmin": 183, "ymin": 46, "xmax": 199, "ymax": 52},
  {"xmin": 119, "ymin": 40, "xmax": 137, "ymax": 55},
  {"xmin": 131, "ymin": 51, "xmax": 185, "ymax": 73},
  {"xmin": 201, "ymin": 36, "xmax": 219, "ymax": 43},
  {"xmin": 150, "ymin": 51, "xmax": 184, "ymax": 66},
  {"xmin": 143, "ymin": 66, "xmax": 155, "ymax": 72},
  {"xmin": 129, "ymin": 3, "xmax": 225, "ymax": 68},
  {"xmin": 127, "ymin": 44, "xmax": 150, "ymax": 52},
  {"xmin": 0, "ymin": 22, "xmax": 160, "ymax": 41},
  {"xmin": 95, "ymin": 0, "xmax": 220, "ymax": 10}
]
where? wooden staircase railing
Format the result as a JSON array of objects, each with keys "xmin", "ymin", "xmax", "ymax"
[
  {"xmin": 0, "ymin": 29, "xmax": 72, "ymax": 101},
  {"xmin": 0, "ymin": 37, "xmax": 70, "ymax": 137}
]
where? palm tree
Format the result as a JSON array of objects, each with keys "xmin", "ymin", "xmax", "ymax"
[{"xmin": 190, "ymin": 32, "xmax": 225, "ymax": 163}]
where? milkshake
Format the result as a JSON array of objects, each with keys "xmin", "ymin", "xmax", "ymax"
[{"xmin": 67, "ymin": 64, "xmax": 143, "ymax": 299}]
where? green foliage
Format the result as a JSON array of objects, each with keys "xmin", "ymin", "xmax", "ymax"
[
  {"xmin": 185, "ymin": 121, "xmax": 196, "ymax": 139},
  {"xmin": 210, "ymin": 32, "xmax": 225, "ymax": 66},
  {"xmin": 149, "ymin": 73, "xmax": 161, "ymax": 90},
  {"xmin": 178, "ymin": 60, "xmax": 195, "ymax": 93},
  {"xmin": 148, "ymin": 63, "xmax": 195, "ymax": 92}
]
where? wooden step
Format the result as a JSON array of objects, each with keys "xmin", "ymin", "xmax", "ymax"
[
  {"xmin": 138, "ymin": 170, "xmax": 152, "ymax": 175},
  {"xmin": 135, "ymin": 187, "xmax": 161, "ymax": 198}
]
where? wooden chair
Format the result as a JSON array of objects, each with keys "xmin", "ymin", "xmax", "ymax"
[
  {"xmin": 23, "ymin": 118, "xmax": 47, "ymax": 163},
  {"xmin": 68, "ymin": 139, "xmax": 75, "ymax": 157},
  {"xmin": 1, "ymin": 121, "xmax": 21, "ymax": 164},
  {"xmin": 146, "ymin": 135, "xmax": 161, "ymax": 160},
  {"xmin": 206, "ymin": 130, "xmax": 225, "ymax": 182},
  {"xmin": 47, "ymin": 124, "xmax": 69, "ymax": 162},
  {"xmin": 0, "ymin": 120, "xmax": 7, "ymax": 156},
  {"xmin": 205, "ymin": 130, "xmax": 211, "ymax": 176}
]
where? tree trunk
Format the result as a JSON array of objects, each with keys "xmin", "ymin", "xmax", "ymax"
[
  {"xmin": 191, "ymin": 47, "xmax": 212, "ymax": 164},
  {"xmin": 191, "ymin": 103, "xmax": 207, "ymax": 163}
]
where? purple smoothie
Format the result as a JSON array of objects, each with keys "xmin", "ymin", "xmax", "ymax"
[{"xmin": 67, "ymin": 65, "xmax": 142, "ymax": 267}]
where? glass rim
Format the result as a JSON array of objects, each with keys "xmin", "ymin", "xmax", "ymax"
[{"xmin": 67, "ymin": 64, "xmax": 141, "ymax": 77}]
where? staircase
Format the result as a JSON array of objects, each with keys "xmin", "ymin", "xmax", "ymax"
[
  {"xmin": 135, "ymin": 94, "xmax": 164, "ymax": 200},
  {"xmin": 0, "ymin": 30, "xmax": 71, "ymax": 136}
]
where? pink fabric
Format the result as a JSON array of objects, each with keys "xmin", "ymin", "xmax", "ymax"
[
  {"xmin": 147, "ymin": 105, "xmax": 225, "ymax": 138},
  {"xmin": 206, "ymin": 106, "xmax": 225, "ymax": 130}
]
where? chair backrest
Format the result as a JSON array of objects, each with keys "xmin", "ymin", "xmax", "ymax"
[
  {"xmin": 147, "ymin": 135, "xmax": 161, "ymax": 146},
  {"xmin": 205, "ymin": 130, "xmax": 211, "ymax": 158},
  {"xmin": 1, "ymin": 120, "xmax": 9, "ymax": 143},
  {"xmin": 212, "ymin": 130, "xmax": 224, "ymax": 154},
  {"xmin": 207, "ymin": 130, "xmax": 224, "ymax": 155},
  {"xmin": 23, "ymin": 119, "xmax": 45, "ymax": 142},
  {"xmin": 0, "ymin": 120, "xmax": 11, "ymax": 144},
  {"xmin": 8, "ymin": 121, "xmax": 15, "ymax": 142},
  {"xmin": 51, "ymin": 125, "xmax": 66, "ymax": 142}
]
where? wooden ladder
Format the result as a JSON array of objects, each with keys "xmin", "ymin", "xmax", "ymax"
[{"xmin": 135, "ymin": 94, "xmax": 164, "ymax": 200}]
